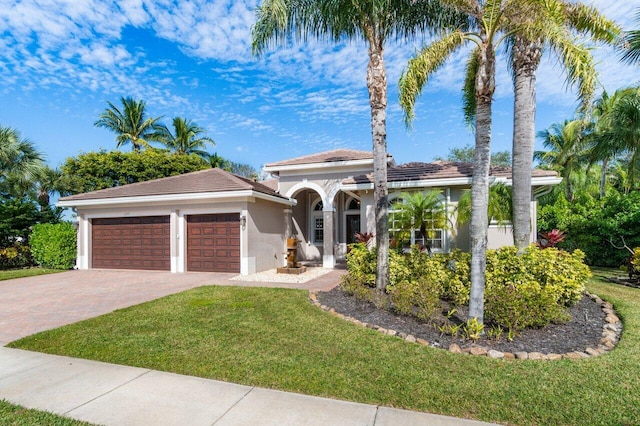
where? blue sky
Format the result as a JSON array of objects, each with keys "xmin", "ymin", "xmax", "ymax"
[{"xmin": 1, "ymin": 0, "xmax": 639, "ymax": 174}]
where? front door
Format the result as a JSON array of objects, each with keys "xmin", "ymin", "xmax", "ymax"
[{"xmin": 346, "ymin": 214, "xmax": 361, "ymax": 244}]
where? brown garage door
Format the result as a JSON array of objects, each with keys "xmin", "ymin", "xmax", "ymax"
[
  {"xmin": 92, "ymin": 216, "xmax": 170, "ymax": 271},
  {"xmin": 187, "ymin": 214, "xmax": 240, "ymax": 273}
]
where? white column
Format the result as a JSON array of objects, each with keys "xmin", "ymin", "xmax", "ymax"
[{"xmin": 323, "ymin": 208, "xmax": 335, "ymax": 268}]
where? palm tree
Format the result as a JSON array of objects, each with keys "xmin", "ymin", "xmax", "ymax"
[
  {"xmin": 619, "ymin": 8, "xmax": 640, "ymax": 65},
  {"xmin": 535, "ymin": 119, "xmax": 589, "ymax": 201},
  {"xmin": 154, "ymin": 117, "xmax": 214, "ymax": 157},
  {"xmin": 390, "ymin": 190, "xmax": 448, "ymax": 254},
  {"xmin": 0, "ymin": 126, "xmax": 45, "ymax": 192},
  {"xmin": 456, "ymin": 182, "xmax": 512, "ymax": 228},
  {"xmin": 33, "ymin": 166, "xmax": 64, "ymax": 209},
  {"xmin": 252, "ymin": 0, "xmax": 463, "ymax": 292},
  {"xmin": 509, "ymin": 2, "xmax": 618, "ymax": 252},
  {"xmin": 593, "ymin": 87, "xmax": 640, "ymax": 188},
  {"xmin": 399, "ymin": 0, "xmax": 549, "ymax": 323},
  {"xmin": 206, "ymin": 152, "xmax": 229, "ymax": 169},
  {"xmin": 94, "ymin": 97, "xmax": 163, "ymax": 151}
]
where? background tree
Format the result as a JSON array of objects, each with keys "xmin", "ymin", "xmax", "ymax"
[
  {"xmin": 60, "ymin": 150, "xmax": 210, "ymax": 194},
  {"xmin": 619, "ymin": 8, "xmax": 640, "ymax": 65},
  {"xmin": 509, "ymin": 1, "xmax": 618, "ymax": 252},
  {"xmin": 0, "ymin": 126, "xmax": 45, "ymax": 192},
  {"xmin": 253, "ymin": 0, "xmax": 463, "ymax": 292},
  {"xmin": 434, "ymin": 144, "xmax": 511, "ymax": 167},
  {"xmin": 94, "ymin": 97, "xmax": 163, "ymax": 151},
  {"xmin": 536, "ymin": 119, "xmax": 590, "ymax": 201},
  {"xmin": 154, "ymin": 117, "xmax": 214, "ymax": 157}
]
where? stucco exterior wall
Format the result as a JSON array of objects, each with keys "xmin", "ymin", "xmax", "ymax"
[{"xmin": 247, "ymin": 199, "xmax": 287, "ymax": 273}]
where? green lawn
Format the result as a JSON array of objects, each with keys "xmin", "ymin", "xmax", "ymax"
[
  {"xmin": 0, "ymin": 400, "xmax": 94, "ymax": 426},
  {"xmin": 9, "ymin": 272, "xmax": 640, "ymax": 426},
  {"xmin": 0, "ymin": 268, "xmax": 65, "ymax": 281}
]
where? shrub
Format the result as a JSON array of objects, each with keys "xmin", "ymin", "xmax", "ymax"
[
  {"xmin": 345, "ymin": 243, "xmax": 376, "ymax": 287},
  {"xmin": 30, "ymin": 223, "xmax": 77, "ymax": 269},
  {"xmin": 387, "ymin": 251, "xmax": 445, "ymax": 320},
  {"xmin": 440, "ymin": 250, "xmax": 471, "ymax": 305},
  {"xmin": 0, "ymin": 243, "xmax": 33, "ymax": 269}
]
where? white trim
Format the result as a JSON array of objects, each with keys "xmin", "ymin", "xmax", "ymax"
[
  {"xmin": 340, "ymin": 176, "xmax": 562, "ymax": 192},
  {"xmin": 263, "ymin": 158, "xmax": 375, "ymax": 173},
  {"xmin": 58, "ymin": 190, "xmax": 295, "ymax": 208},
  {"xmin": 285, "ymin": 181, "xmax": 329, "ymax": 208}
]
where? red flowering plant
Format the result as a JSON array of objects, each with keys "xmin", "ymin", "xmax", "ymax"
[{"xmin": 537, "ymin": 229, "xmax": 567, "ymax": 249}]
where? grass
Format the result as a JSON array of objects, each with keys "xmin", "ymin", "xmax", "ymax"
[
  {"xmin": 9, "ymin": 272, "xmax": 640, "ymax": 426},
  {"xmin": 0, "ymin": 400, "xmax": 94, "ymax": 425},
  {"xmin": 0, "ymin": 268, "xmax": 65, "ymax": 281}
]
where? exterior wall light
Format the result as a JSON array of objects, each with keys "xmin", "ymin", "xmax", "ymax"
[{"xmin": 240, "ymin": 215, "xmax": 247, "ymax": 230}]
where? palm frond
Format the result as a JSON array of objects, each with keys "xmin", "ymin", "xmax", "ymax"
[
  {"xmin": 462, "ymin": 46, "xmax": 479, "ymax": 127},
  {"xmin": 399, "ymin": 29, "xmax": 466, "ymax": 126}
]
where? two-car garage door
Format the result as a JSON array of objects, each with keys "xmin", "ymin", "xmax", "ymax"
[{"xmin": 91, "ymin": 214, "xmax": 239, "ymax": 273}]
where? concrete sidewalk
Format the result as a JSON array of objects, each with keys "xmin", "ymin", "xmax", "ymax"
[{"xmin": 0, "ymin": 347, "xmax": 496, "ymax": 426}]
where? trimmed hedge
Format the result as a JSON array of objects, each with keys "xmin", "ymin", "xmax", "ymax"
[{"xmin": 30, "ymin": 223, "xmax": 77, "ymax": 269}]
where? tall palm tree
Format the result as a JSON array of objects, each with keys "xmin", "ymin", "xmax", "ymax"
[
  {"xmin": 535, "ymin": 119, "xmax": 588, "ymax": 201},
  {"xmin": 399, "ymin": 0, "xmax": 550, "ymax": 323},
  {"xmin": 593, "ymin": 87, "xmax": 640, "ymax": 188},
  {"xmin": 154, "ymin": 117, "xmax": 214, "ymax": 157},
  {"xmin": 509, "ymin": 2, "xmax": 618, "ymax": 252},
  {"xmin": 0, "ymin": 126, "xmax": 45, "ymax": 192},
  {"xmin": 619, "ymin": 8, "xmax": 640, "ymax": 65},
  {"xmin": 390, "ymin": 190, "xmax": 448, "ymax": 254},
  {"xmin": 252, "ymin": 0, "xmax": 463, "ymax": 292},
  {"xmin": 94, "ymin": 97, "xmax": 163, "ymax": 151}
]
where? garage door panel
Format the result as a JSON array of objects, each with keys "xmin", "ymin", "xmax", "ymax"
[
  {"xmin": 92, "ymin": 216, "xmax": 170, "ymax": 271},
  {"xmin": 187, "ymin": 214, "xmax": 240, "ymax": 273}
]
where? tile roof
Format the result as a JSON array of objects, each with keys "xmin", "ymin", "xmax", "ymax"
[
  {"xmin": 264, "ymin": 149, "xmax": 376, "ymax": 168},
  {"xmin": 59, "ymin": 167, "xmax": 288, "ymax": 202},
  {"xmin": 342, "ymin": 161, "xmax": 558, "ymax": 185}
]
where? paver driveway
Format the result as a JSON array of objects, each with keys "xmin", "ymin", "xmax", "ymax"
[{"xmin": 0, "ymin": 269, "xmax": 343, "ymax": 346}]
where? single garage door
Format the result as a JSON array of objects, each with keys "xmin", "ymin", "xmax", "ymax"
[
  {"xmin": 187, "ymin": 214, "xmax": 240, "ymax": 273},
  {"xmin": 92, "ymin": 216, "xmax": 170, "ymax": 270}
]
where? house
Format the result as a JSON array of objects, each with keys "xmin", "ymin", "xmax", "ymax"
[{"xmin": 58, "ymin": 149, "xmax": 561, "ymax": 275}]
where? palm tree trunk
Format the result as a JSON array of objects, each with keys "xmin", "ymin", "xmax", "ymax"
[
  {"xmin": 367, "ymin": 38, "xmax": 390, "ymax": 293},
  {"xmin": 600, "ymin": 158, "xmax": 608, "ymax": 198},
  {"xmin": 468, "ymin": 45, "xmax": 495, "ymax": 324},
  {"xmin": 511, "ymin": 38, "xmax": 541, "ymax": 253}
]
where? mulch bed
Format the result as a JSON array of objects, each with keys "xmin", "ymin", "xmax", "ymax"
[
  {"xmin": 606, "ymin": 276, "xmax": 640, "ymax": 289},
  {"xmin": 317, "ymin": 287, "xmax": 606, "ymax": 354}
]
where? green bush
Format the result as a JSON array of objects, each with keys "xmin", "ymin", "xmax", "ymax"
[
  {"xmin": 345, "ymin": 243, "xmax": 376, "ymax": 287},
  {"xmin": 343, "ymin": 244, "xmax": 591, "ymax": 331},
  {"xmin": 387, "ymin": 251, "xmax": 446, "ymax": 320},
  {"xmin": 0, "ymin": 243, "xmax": 33, "ymax": 270},
  {"xmin": 30, "ymin": 223, "xmax": 77, "ymax": 269}
]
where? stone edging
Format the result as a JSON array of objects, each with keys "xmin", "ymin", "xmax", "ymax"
[{"xmin": 308, "ymin": 291, "xmax": 622, "ymax": 360}]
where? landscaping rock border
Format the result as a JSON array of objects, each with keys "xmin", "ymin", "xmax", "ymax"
[{"xmin": 308, "ymin": 291, "xmax": 622, "ymax": 360}]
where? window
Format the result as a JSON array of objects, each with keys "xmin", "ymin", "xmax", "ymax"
[
  {"xmin": 388, "ymin": 193, "xmax": 446, "ymax": 252},
  {"xmin": 311, "ymin": 198, "xmax": 324, "ymax": 243}
]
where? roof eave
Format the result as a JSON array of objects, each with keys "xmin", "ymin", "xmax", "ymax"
[{"xmin": 58, "ymin": 190, "xmax": 296, "ymax": 208}]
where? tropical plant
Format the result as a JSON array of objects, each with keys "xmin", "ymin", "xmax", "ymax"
[
  {"xmin": 455, "ymin": 182, "xmax": 512, "ymax": 227},
  {"xmin": 399, "ymin": 0, "xmax": 549, "ymax": 323},
  {"xmin": 590, "ymin": 87, "xmax": 640, "ymax": 188},
  {"xmin": 619, "ymin": 8, "xmax": 640, "ymax": 65},
  {"xmin": 0, "ymin": 126, "xmax": 45, "ymax": 192},
  {"xmin": 94, "ymin": 97, "xmax": 163, "ymax": 151},
  {"xmin": 153, "ymin": 117, "xmax": 214, "ymax": 157},
  {"xmin": 535, "ymin": 119, "xmax": 589, "ymax": 201},
  {"xmin": 389, "ymin": 190, "xmax": 448, "ymax": 254},
  {"xmin": 252, "ymin": 0, "xmax": 464, "ymax": 292},
  {"xmin": 509, "ymin": 1, "xmax": 618, "ymax": 253}
]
